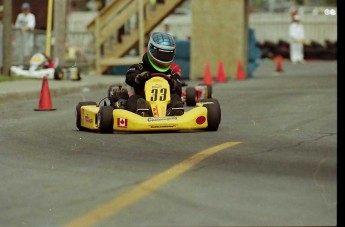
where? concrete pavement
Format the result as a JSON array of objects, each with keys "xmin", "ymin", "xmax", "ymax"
[
  {"xmin": 0, "ymin": 60, "xmax": 337, "ymax": 103},
  {"xmin": 255, "ymin": 59, "xmax": 337, "ymax": 77}
]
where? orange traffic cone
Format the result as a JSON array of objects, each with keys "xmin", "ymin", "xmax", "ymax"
[
  {"xmin": 203, "ymin": 63, "xmax": 213, "ymax": 85},
  {"xmin": 236, "ymin": 60, "xmax": 246, "ymax": 80},
  {"xmin": 276, "ymin": 56, "xmax": 283, "ymax": 73},
  {"xmin": 34, "ymin": 76, "xmax": 56, "ymax": 111},
  {"xmin": 216, "ymin": 61, "xmax": 227, "ymax": 82}
]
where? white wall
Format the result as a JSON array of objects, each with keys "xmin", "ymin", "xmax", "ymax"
[
  {"xmin": 154, "ymin": 12, "xmax": 337, "ymax": 44},
  {"xmin": 249, "ymin": 13, "xmax": 337, "ymax": 43}
]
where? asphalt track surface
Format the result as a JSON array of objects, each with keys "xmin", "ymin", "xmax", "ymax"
[{"xmin": 0, "ymin": 61, "xmax": 337, "ymax": 226}]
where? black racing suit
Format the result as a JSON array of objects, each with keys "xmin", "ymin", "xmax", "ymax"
[{"xmin": 125, "ymin": 53, "xmax": 183, "ymax": 113}]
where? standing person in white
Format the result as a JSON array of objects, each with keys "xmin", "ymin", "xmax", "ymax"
[
  {"xmin": 289, "ymin": 14, "xmax": 305, "ymax": 64},
  {"xmin": 14, "ymin": 2, "xmax": 36, "ymax": 65}
]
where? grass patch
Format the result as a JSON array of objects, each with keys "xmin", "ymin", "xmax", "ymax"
[{"xmin": 0, "ymin": 75, "xmax": 34, "ymax": 82}]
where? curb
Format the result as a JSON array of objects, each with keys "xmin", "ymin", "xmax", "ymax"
[{"xmin": 0, "ymin": 76, "xmax": 127, "ymax": 103}]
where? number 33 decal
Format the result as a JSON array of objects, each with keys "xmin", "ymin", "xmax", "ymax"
[{"xmin": 151, "ymin": 88, "xmax": 167, "ymax": 101}]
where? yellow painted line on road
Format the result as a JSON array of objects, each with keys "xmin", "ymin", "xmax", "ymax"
[{"xmin": 64, "ymin": 141, "xmax": 242, "ymax": 227}]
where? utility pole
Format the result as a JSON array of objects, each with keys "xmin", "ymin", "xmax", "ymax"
[
  {"xmin": 53, "ymin": 0, "xmax": 67, "ymax": 66},
  {"xmin": 45, "ymin": 0, "xmax": 54, "ymax": 57},
  {"xmin": 2, "ymin": 0, "xmax": 12, "ymax": 76}
]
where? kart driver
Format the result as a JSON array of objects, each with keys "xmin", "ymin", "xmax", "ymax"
[{"xmin": 125, "ymin": 32, "xmax": 183, "ymax": 117}]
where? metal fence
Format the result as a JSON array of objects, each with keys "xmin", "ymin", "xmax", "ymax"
[
  {"xmin": 10, "ymin": 28, "xmax": 95, "ymax": 69},
  {"xmin": 65, "ymin": 31, "xmax": 95, "ymax": 71},
  {"xmin": 12, "ymin": 28, "xmax": 45, "ymax": 65}
]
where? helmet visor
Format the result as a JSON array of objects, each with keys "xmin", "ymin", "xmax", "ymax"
[{"xmin": 149, "ymin": 43, "xmax": 175, "ymax": 63}]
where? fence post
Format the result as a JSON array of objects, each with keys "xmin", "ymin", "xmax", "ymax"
[
  {"xmin": 54, "ymin": 0, "xmax": 67, "ymax": 66},
  {"xmin": 138, "ymin": 0, "xmax": 145, "ymax": 57},
  {"xmin": 45, "ymin": 0, "xmax": 54, "ymax": 58},
  {"xmin": 2, "ymin": 0, "xmax": 12, "ymax": 75},
  {"xmin": 95, "ymin": 18, "xmax": 101, "ymax": 74}
]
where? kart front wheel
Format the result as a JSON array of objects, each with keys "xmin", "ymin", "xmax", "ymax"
[
  {"xmin": 202, "ymin": 99, "xmax": 221, "ymax": 131},
  {"xmin": 200, "ymin": 98, "xmax": 221, "ymax": 123},
  {"xmin": 54, "ymin": 66, "xmax": 64, "ymax": 80},
  {"xmin": 76, "ymin": 101, "xmax": 97, "ymax": 131},
  {"xmin": 185, "ymin": 87, "xmax": 196, "ymax": 106},
  {"xmin": 98, "ymin": 106, "xmax": 114, "ymax": 134}
]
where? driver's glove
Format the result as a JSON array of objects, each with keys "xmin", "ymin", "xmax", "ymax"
[{"xmin": 135, "ymin": 71, "xmax": 151, "ymax": 84}]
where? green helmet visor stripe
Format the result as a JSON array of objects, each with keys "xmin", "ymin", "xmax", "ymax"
[{"xmin": 148, "ymin": 55, "xmax": 170, "ymax": 72}]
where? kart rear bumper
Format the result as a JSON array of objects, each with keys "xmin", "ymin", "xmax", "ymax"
[{"xmin": 10, "ymin": 66, "xmax": 55, "ymax": 79}]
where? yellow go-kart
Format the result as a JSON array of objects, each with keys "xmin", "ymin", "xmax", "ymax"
[{"xmin": 75, "ymin": 73, "xmax": 221, "ymax": 133}]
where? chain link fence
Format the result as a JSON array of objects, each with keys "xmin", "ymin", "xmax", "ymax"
[{"xmin": 10, "ymin": 28, "xmax": 95, "ymax": 72}]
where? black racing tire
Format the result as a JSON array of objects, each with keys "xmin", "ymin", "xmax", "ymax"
[
  {"xmin": 200, "ymin": 98, "xmax": 221, "ymax": 131},
  {"xmin": 76, "ymin": 101, "xmax": 97, "ymax": 131},
  {"xmin": 205, "ymin": 84, "xmax": 212, "ymax": 98},
  {"xmin": 185, "ymin": 87, "xmax": 196, "ymax": 106},
  {"xmin": 54, "ymin": 66, "xmax": 64, "ymax": 80},
  {"xmin": 200, "ymin": 98, "xmax": 221, "ymax": 122},
  {"xmin": 199, "ymin": 83, "xmax": 213, "ymax": 98},
  {"xmin": 98, "ymin": 106, "xmax": 114, "ymax": 134},
  {"xmin": 200, "ymin": 98, "xmax": 220, "ymax": 106}
]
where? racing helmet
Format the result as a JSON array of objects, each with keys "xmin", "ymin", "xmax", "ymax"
[{"xmin": 147, "ymin": 32, "xmax": 176, "ymax": 72}]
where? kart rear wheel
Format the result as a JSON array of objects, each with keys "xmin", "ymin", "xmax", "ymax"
[
  {"xmin": 98, "ymin": 106, "xmax": 114, "ymax": 134},
  {"xmin": 202, "ymin": 99, "xmax": 221, "ymax": 131},
  {"xmin": 205, "ymin": 84, "xmax": 212, "ymax": 98},
  {"xmin": 199, "ymin": 84, "xmax": 212, "ymax": 98},
  {"xmin": 76, "ymin": 101, "xmax": 97, "ymax": 131},
  {"xmin": 54, "ymin": 66, "xmax": 64, "ymax": 80},
  {"xmin": 185, "ymin": 87, "xmax": 196, "ymax": 106}
]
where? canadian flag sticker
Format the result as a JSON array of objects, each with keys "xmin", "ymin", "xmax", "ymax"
[{"xmin": 117, "ymin": 118, "xmax": 128, "ymax": 128}]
